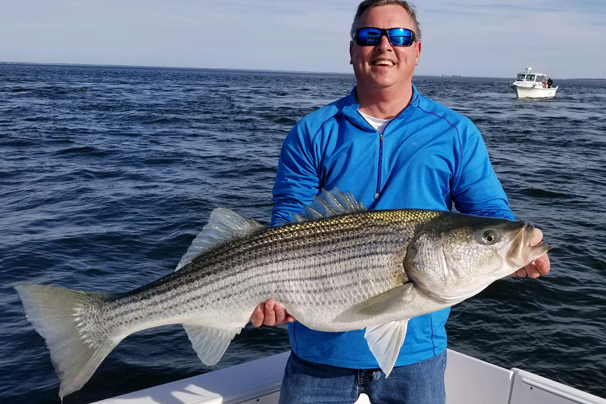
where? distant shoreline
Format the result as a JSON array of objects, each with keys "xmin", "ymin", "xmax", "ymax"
[{"xmin": 2, "ymin": 61, "xmax": 604, "ymax": 80}]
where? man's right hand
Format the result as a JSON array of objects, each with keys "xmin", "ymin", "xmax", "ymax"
[{"xmin": 251, "ymin": 299, "xmax": 295, "ymax": 327}]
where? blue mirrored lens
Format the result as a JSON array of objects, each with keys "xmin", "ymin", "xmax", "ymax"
[
  {"xmin": 387, "ymin": 28, "xmax": 413, "ymax": 46},
  {"xmin": 356, "ymin": 28, "xmax": 414, "ymax": 47},
  {"xmin": 357, "ymin": 28, "xmax": 382, "ymax": 45}
]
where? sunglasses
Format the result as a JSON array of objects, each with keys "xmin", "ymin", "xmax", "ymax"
[{"xmin": 353, "ymin": 27, "xmax": 417, "ymax": 47}]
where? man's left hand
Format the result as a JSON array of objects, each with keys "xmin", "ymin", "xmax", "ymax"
[{"xmin": 511, "ymin": 228, "xmax": 550, "ymax": 278}]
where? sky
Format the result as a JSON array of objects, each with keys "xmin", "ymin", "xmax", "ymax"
[{"xmin": 1, "ymin": 0, "xmax": 605, "ymax": 79}]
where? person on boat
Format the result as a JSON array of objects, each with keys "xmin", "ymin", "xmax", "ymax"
[
  {"xmin": 547, "ymin": 78, "xmax": 554, "ymax": 88},
  {"xmin": 252, "ymin": 1, "xmax": 550, "ymax": 403}
]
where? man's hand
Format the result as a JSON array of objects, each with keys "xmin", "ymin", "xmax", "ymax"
[
  {"xmin": 511, "ymin": 228, "xmax": 550, "ymax": 278},
  {"xmin": 251, "ymin": 299, "xmax": 295, "ymax": 327}
]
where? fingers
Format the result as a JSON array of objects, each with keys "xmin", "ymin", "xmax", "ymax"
[
  {"xmin": 524, "ymin": 263, "xmax": 541, "ymax": 279},
  {"xmin": 272, "ymin": 301, "xmax": 287, "ymax": 325},
  {"xmin": 263, "ymin": 299, "xmax": 278, "ymax": 326},
  {"xmin": 511, "ymin": 254, "xmax": 550, "ymax": 278},
  {"xmin": 251, "ymin": 303, "xmax": 265, "ymax": 327},
  {"xmin": 510, "ymin": 227, "xmax": 551, "ymax": 278},
  {"xmin": 511, "ymin": 255, "xmax": 550, "ymax": 278},
  {"xmin": 533, "ymin": 253, "xmax": 551, "ymax": 276},
  {"xmin": 277, "ymin": 310, "xmax": 296, "ymax": 325},
  {"xmin": 529, "ymin": 228, "xmax": 543, "ymax": 247},
  {"xmin": 250, "ymin": 299, "xmax": 295, "ymax": 327},
  {"xmin": 524, "ymin": 227, "xmax": 550, "ymax": 278}
]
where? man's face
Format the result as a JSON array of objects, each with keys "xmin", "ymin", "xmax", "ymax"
[{"xmin": 350, "ymin": 4, "xmax": 421, "ymax": 94}]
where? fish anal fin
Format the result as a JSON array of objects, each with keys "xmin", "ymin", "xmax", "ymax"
[
  {"xmin": 183, "ymin": 324, "xmax": 242, "ymax": 366},
  {"xmin": 364, "ymin": 320, "xmax": 409, "ymax": 377}
]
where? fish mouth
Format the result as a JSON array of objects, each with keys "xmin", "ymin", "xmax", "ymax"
[{"xmin": 507, "ymin": 222, "xmax": 549, "ymax": 268}]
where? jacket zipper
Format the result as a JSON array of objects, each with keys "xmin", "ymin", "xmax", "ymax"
[{"xmin": 375, "ymin": 131, "xmax": 383, "ymax": 200}]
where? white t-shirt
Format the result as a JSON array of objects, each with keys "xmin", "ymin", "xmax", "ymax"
[{"xmin": 359, "ymin": 111, "xmax": 393, "ymax": 135}]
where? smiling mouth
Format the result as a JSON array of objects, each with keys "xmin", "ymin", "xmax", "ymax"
[{"xmin": 372, "ymin": 60, "xmax": 395, "ymax": 66}]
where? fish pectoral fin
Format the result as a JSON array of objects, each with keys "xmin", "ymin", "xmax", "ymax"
[
  {"xmin": 356, "ymin": 283, "xmax": 415, "ymax": 316},
  {"xmin": 183, "ymin": 324, "xmax": 243, "ymax": 366},
  {"xmin": 364, "ymin": 320, "xmax": 409, "ymax": 377}
]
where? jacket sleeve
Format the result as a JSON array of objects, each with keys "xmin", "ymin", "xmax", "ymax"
[
  {"xmin": 451, "ymin": 120, "xmax": 515, "ymax": 220},
  {"xmin": 271, "ymin": 122, "xmax": 322, "ymax": 226}
]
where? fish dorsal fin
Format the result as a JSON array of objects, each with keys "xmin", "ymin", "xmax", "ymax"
[
  {"xmin": 364, "ymin": 320, "xmax": 409, "ymax": 377},
  {"xmin": 290, "ymin": 188, "xmax": 366, "ymax": 224},
  {"xmin": 183, "ymin": 324, "xmax": 243, "ymax": 366},
  {"xmin": 176, "ymin": 208, "xmax": 264, "ymax": 271}
]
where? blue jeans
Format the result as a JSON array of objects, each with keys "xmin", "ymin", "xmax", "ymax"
[{"xmin": 278, "ymin": 350, "xmax": 447, "ymax": 404}]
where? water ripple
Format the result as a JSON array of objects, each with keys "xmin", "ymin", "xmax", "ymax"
[{"xmin": 1, "ymin": 65, "xmax": 605, "ymax": 402}]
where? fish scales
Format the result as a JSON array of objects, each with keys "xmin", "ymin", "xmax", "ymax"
[
  {"xmin": 188, "ymin": 211, "xmax": 418, "ymax": 306},
  {"xmin": 15, "ymin": 189, "xmax": 549, "ymax": 398},
  {"xmin": 90, "ymin": 210, "xmax": 425, "ymax": 338},
  {"xmin": 114, "ymin": 216, "xmax": 356, "ymax": 294}
]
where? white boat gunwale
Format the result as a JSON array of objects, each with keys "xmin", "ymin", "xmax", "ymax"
[{"xmin": 92, "ymin": 349, "xmax": 606, "ymax": 404}]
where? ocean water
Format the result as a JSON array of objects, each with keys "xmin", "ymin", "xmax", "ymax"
[{"xmin": 1, "ymin": 64, "xmax": 605, "ymax": 403}]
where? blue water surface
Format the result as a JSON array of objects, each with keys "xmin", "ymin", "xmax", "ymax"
[{"xmin": 1, "ymin": 64, "xmax": 605, "ymax": 403}]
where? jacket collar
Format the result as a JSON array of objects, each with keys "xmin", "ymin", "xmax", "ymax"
[{"xmin": 339, "ymin": 85, "xmax": 420, "ymax": 131}]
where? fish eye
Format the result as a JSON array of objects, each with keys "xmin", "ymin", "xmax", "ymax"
[{"xmin": 482, "ymin": 230, "xmax": 498, "ymax": 244}]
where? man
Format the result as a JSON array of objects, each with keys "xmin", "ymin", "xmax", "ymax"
[{"xmin": 252, "ymin": 1, "xmax": 550, "ymax": 403}]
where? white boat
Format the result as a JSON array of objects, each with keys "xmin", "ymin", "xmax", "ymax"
[
  {"xmin": 511, "ymin": 67, "xmax": 558, "ymax": 99},
  {"xmin": 93, "ymin": 349, "xmax": 605, "ymax": 404}
]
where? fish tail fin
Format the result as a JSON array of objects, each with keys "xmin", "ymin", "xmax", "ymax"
[{"xmin": 15, "ymin": 284, "xmax": 120, "ymax": 398}]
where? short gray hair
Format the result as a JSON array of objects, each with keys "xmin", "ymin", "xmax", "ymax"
[{"xmin": 350, "ymin": 0, "xmax": 421, "ymax": 41}]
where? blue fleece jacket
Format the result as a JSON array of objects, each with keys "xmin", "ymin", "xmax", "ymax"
[{"xmin": 271, "ymin": 85, "xmax": 513, "ymax": 369}]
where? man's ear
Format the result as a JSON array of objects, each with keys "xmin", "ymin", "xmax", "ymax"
[{"xmin": 415, "ymin": 41, "xmax": 422, "ymax": 66}]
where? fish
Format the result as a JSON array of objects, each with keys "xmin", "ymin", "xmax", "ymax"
[{"xmin": 15, "ymin": 189, "xmax": 548, "ymax": 398}]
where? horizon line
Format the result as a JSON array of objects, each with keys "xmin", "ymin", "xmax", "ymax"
[{"xmin": 1, "ymin": 61, "xmax": 604, "ymax": 80}]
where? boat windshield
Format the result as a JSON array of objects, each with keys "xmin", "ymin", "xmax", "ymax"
[{"xmin": 515, "ymin": 72, "xmax": 550, "ymax": 83}]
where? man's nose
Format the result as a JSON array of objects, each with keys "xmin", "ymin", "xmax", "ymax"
[{"xmin": 376, "ymin": 33, "xmax": 393, "ymax": 51}]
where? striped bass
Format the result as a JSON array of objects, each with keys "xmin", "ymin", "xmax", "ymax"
[{"xmin": 15, "ymin": 189, "xmax": 548, "ymax": 398}]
